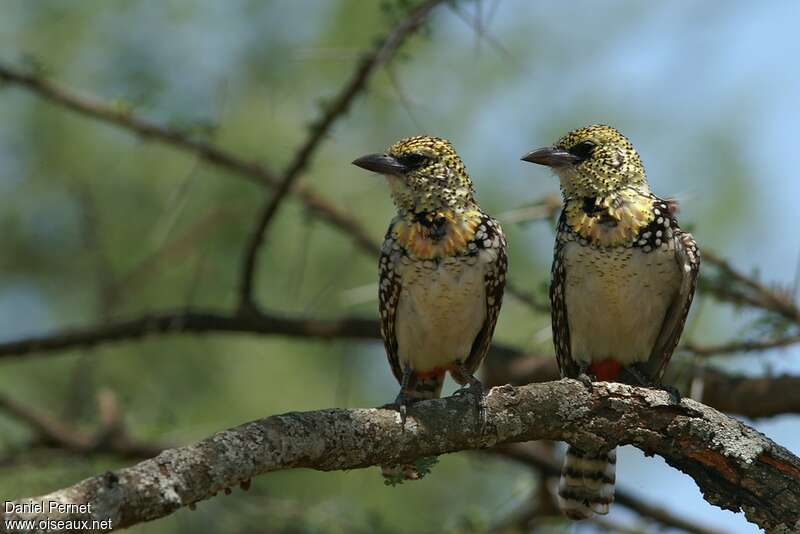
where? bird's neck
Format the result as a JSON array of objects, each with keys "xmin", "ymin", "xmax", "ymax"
[{"xmin": 563, "ymin": 187, "xmax": 655, "ymax": 247}]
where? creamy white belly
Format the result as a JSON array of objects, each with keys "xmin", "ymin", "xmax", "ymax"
[
  {"xmin": 395, "ymin": 257, "xmax": 487, "ymax": 372},
  {"xmin": 564, "ymin": 242, "xmax": 681, "ymax": 366}
]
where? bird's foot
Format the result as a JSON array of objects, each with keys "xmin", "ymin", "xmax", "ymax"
[
  {"xmin": 394, "ymin": 390, "xmax": 411, "ymax": 427},
  {"xmin": 576, "ymin": 372, "xmax": 594, "ymax": 392},
  {"xmin": 393, "ymin": 365, "xmax": 415, "ymax": 426},
  {"xmin": 453, "ymin": 365, "xmax": 487, "ymax": 433},
  {"xmin": 628, "ymin": 364, "xmax": 681, "ymax": 404},
  {"xmin": 660, "ymin": 383, "xmax": 682, "ymax": 405},
  {"xmin": 575, "ymin": 362, "xmax": 595, "ymax": 392}
]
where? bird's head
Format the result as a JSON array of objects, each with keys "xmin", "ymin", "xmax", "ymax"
[
  {"xmin": 353, "ymin": 135, "xmax": 475, "ymax": 214},
  {"xmin": 522, "ymin": 124, "xmax": 647, "ymax": 198}
]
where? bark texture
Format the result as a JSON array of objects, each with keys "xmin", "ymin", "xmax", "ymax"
[{"xmin": 3, "ymin": 380, "xmax": 799, "ymax": 533}]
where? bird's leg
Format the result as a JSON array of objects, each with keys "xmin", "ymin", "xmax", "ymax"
[
  {"xmin": 452, "ymin": 362, "xmax": 487, "ymax": 432},
  {"xmin": 394, "ymin": 365, "xmax": 414, "ymax": 426},
  {"xmin": 628, "ymin": 363, "xmax": 681, "ymax": 404}
]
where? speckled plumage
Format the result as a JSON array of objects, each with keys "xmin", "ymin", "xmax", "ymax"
[
  {"xmin": 380, "ymin": 209, "xmax": 506, "ymax": 394},
  {"xmin": 366, "ymin": 136, "xmax": 507, "ymax": 398},
  {"xmin": 524, "ymin": 124, "xmax": 700, "ymax": 519},
  {"xmin": 354, "ymin": 136, "xmax": 507, "ymax": 482}
]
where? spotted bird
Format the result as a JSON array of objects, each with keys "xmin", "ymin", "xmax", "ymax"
[
  {"xmin": 353, "ymin": 136, "xmax": 507, "ymax": 477},
  {"xmin": 522, "ymin": 124, "xmax": 700, "ymax": 519}
]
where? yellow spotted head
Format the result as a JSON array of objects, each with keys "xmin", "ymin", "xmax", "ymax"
[
  {"xmin": 522, "ymin": 124, "xmax": 648, "ymax": 198},
  {"xmin": 352, "ymin": 135, "xmax": 475, "ymax": 214}
]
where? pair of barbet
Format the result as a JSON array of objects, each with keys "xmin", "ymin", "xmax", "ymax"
[{"xmin": 352, "ymin": 124, "xmax": 700, "ymax": 519}]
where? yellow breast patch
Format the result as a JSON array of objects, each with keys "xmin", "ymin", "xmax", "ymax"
[
  {"xmin": 565, "ymin": 191, "xmax": 654, "ymax": 247},
  {"xmin": 394, "ymin": 209, "xmax": 481, "ymax": 259}
]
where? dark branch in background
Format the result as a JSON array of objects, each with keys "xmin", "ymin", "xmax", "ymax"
[
  {"xmin": 3, "ymin": 55, "xmax": 800, "ymax": 323},
  {"xmin": 0, "ymin": 63, "xmax": 377, "ymax": 256},
  {"xmin": 0, "ymin": 60, "xmax": 549, "ymax": 313},
  {"xmin": 483, "ymin": 350, "xmax": 800, "ymax": 419},
  {"xmin": 486, "ymin": 443, "xmax": 725, "ymax": 534},
  {"xmin": 3, "ymin": 382, "xmax": 798, "ymax": 532},
  {"xmin": 0, "ymin": 65, "xmax": 278, "ymax": 187},
  {"xmin": 0, "ymin": 309, "xmax": 378, "ymax": 359},
  {"xmin": 0, "ymin": 392, "xmax": 163, "ymax": 460},
  {"xmin": 502, "ymin": 281, "xmax": 550, "ymax": 313},
  {"xmin": 682, "ymin": 334, "xmax": 800, "ymax": 357},
  {"xmin": 703, "ymin": 250, "xmax": 800, "ymax": 324},
  {"xmin": 238, "ymin": 0, "xmax": 449, "ymax": 312},
  {"xmin": 0, "ymin": 309, "xmax": 798, "ymax": 418}
]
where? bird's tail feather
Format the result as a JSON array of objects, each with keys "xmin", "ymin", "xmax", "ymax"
[{"xmin": 557, "ymin": 446, "xmax": 616, "ymax": 519}]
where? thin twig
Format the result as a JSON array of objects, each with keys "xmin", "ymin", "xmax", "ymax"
[
  {"xmin": 237, "ymin": 0, "xmax": 449, "ymax": 311},
  {"xmin": 0, "ymin": 60, "xmax": 549, "ymax": 318},
  {"xmin": 0, "ymin": 393, "xmax": 163, "ymax": 460},
  {"xmin": 0, "ymin": 64, "xmax": 277, "ymax": 187},
  {"xmin": 682, "ymin": 334, "xmax": 800, "ymax": 356},
  {"xmin": 504, "ymin": 281, "xmax": 550, "ymax": 313},
  {"xmin": 703, "ymin": 250, "xmax": 800, "ymax": 323},
  {"xmin": 0, "ymin": 62, "xmax": 377, "ymax": 256}
]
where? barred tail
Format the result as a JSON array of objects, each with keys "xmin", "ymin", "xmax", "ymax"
[
  {"xmin": 557, "ymin": 446, "xmax": 616, "ymax": 519},
  {"xmin": 381, "ymin": 371, "xmax": 445, "ymax": 484}
]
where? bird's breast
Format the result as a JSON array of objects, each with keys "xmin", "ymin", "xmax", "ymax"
[
  {"xmin": 393, "ymin": 209, "xmax": 482, "ymax": 259},
  {"xmin": 563, "ymin": 241, "xmax": 682, "ymax": 366},
  {"xmin": 395, "ymin": 256, "xmax": 488, "ymax": 371},
  {"xmin": 564, "ymin": 191, "xmax": 655, "ymax": 248}
]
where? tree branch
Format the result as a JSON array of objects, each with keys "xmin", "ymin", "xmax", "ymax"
[
  {"xmin": 238, "ymin": 0, "xmax": 449, "ymax": 311},
  {"xmin": 484, "ymin": 352, "xmax": 800, "ymax": 419},
  {"xmin": 3, "ymin": 381, "xmax": 798, "ymax": 532},
  {"xmin": 1, "ymin": 309, "xmax": 798, "ymax": 418},
  {"xmin": 0, "ymin": 393, "xmax": 164, "ymax": 460},
  {"xmin": 703, "ymin": 251, "xmax": 800, "ymax": 324},
  {"xmin": 0, "ymin": 62, "xmax": 377, "ymax": 256},
  {"xmin": 682, "ymin": 334, "xmax": 800, "ymax": 356},
  {"xmin": 0, "ymin": 309, "xmax": 378, "ymax": 359}
]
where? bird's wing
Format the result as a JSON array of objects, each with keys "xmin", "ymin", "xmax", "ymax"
[
  {"xmin": 550, "ymin": 212, "xmax": 578, "ymax": 378},
  {"xmin": 646, "ymin": 230, "xmax": 701, "ymax": 383},
  {"xmin": 464, "ymin": 215, "xmax": 508, "ymax": 373},
  {"xmin": 379, "ymin": 230, "xmax": 404, "ymax": 384}
]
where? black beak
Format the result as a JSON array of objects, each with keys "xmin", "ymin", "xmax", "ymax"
[
  {"xmin": 352, "ymin": 153, "xmax": 407, "ymax": 175},
  {"xmin": 521, "ymin": 147, "xmax": 581, "ymax": 167}
]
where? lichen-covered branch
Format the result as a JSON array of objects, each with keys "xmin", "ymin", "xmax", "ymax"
[{"xmin": 3, "ymin": 381, "xmax": 798, "ymax": 533}]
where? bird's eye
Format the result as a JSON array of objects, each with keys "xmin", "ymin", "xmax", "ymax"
[
  {"xmin": 397, "ymin": 153, "xmax": 429, "ymax": 170},
  {"xmin": 568, "ymin": 141, "xmax": 596, "ymax": 160}
]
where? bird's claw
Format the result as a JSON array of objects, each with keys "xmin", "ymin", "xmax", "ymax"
[
  {"xmin": 661, "ymin": 384, "xmax": 682, "ymax": 405},
  {"xmin": 454, "ymin": 378, "xmax": 487, "ymax": 433},
  {"xmin": 394, "ymin": 391, "xmax": 410, "ymax": 427},
  {"xmin": 577, "ymin": 372, "xmax": 594, "ymax": 392},
  {"xmin": 628, "ymin": 364, "xmax": 681, "ymax": 404}
]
